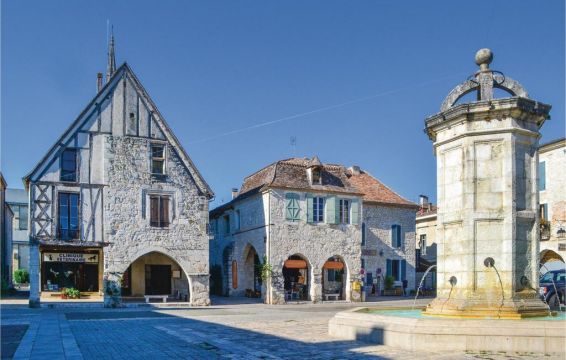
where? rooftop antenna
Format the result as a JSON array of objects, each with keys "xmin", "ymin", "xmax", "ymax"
[{"xmin": 290, "ymin": 136, "xmax": 297, "ymax": 156}]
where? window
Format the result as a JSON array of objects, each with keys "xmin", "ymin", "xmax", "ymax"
[
  {"xmin": 9, "ymin": 205, "xmax": 28, "ymax": 231},
  {"xmin": 361, "ymin": 223, "xmax": 366, "ymax": 246},
  {"xmin": 150, "ymin": 195, "xmax": 170, "ymax": 227},
  {"xmin": 235, "ymin": 210, "xmax": 241, "ymax": 231},
  {"xmin": 311, "ymin": 168, "xmax": 321, "ymax": 184},
  {"xmin": 59, "ymin": 193, "xmax": 79, "ymax": 240},
  {"xmin": 60, "ymin": 149, "xmax": 77, "ymax": 182},
  {"xmin": 285, "ymin": 193, "xmax": 301, "ymax": 221},
  {"xmin": 538, "ymin": 161, "xmax": 546, "ymax": 191},
  {"xmin": 224, "ymin": 215, "xmax": 230, "ymax": 234},
  {"xmin": 313, "ymin": 197, "xmax": 324, "ymax": 223},
  {"xmin": 391, "ymin": 224, "xmax": 402, "ymax": 248},
  {"xmin": 361, "ymin": 258, "xmax": 365, "ymax": 270},
  {"xmin": 151, "ymin": 144, "xmax": 165, "ymax": 175},
  {"xmin": 419, "ymin": 234, "xmax": 427, "ymax": 256},
  {"xmin": 339, "ymin": 199, "xmax": 350, "ymax": 224},
  {"xmin": 539, "ymin": 204, "xmax": 548, "ymax": 221}
]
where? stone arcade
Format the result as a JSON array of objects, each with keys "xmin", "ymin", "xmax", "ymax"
[{"xmin": 24, "ymin": 37, "xmax": 214, "ymax": 307}]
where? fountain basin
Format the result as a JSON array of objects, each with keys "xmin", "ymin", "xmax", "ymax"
[{"xmin": 329, "ymin": 307, "xmax": 566, "ymax": 355}]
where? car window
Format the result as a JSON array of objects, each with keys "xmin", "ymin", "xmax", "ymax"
[
  {"xmin": 556, "ymin": 272, "xmax": 566, "ymax": 282},
  {"xmin": 540, "ymin": 272, "xmax": 553, "ymax": 283}
]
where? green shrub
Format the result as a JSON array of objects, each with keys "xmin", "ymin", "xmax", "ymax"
[
  {"xmin": 384, "ymin": 276, "xmax": 395, "ymax": 290},
  {"xmin": 13, "ymin": 269, "xmax": 29, "ymax": 284},
  {"xmin": 64, "ymin": 287, "xmax": 80, "ymax": 299}
]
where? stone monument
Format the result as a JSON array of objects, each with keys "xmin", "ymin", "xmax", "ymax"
[{"xmin": 424, "ymin": 49, "xmax": 551, "ymax": 318}]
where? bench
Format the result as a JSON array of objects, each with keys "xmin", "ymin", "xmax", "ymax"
[
  {"xmin": 144, "ymin": 295, "xmax": 168, "ymax": 303},
  {"xmin": 324, "ymin": 293, "xmax": 340, "ymax": 301}
]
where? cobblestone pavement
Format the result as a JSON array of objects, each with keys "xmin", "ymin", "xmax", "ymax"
[{"xmin": 1, "ymin": 298, "xmax": 562, "ymax": 359}]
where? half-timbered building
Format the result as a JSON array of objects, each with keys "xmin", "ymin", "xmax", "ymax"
[{"xmin": 24, "ymin": 36, "xmax": 214, "ymax": 306}]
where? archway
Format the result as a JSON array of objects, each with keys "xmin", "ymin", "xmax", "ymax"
[
  {"xmin": 241, "ymin": 245, "xmax": 261, "ymax": 297},
  {"xmin": 283, "ymin": 254, "xmax": 310, "ymax": 301},
  {"xmin": 322, "ymin": 256, "xmax": 347, "ymax": 301},
  {"xmin": 540, "ymin": 249, "xmax": 565, "ymax": 273},
  {"xmin": 121, "ymin": 251, "xmax": 189, "ymax": 301}
]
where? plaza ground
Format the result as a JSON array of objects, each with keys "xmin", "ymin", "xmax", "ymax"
[{"xmin": 0, "ymin": 296, "xmax": 561, "ymax": 359}]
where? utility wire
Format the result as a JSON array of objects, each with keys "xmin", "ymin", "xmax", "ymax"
[{"xmin": 188, "ymin": 72, "xmax": 466, "ymax": 145}]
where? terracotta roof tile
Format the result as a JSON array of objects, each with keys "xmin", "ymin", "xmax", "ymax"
[{"xmin": 347, "ymin": 171, "xmax": 418, "ymax": 208}]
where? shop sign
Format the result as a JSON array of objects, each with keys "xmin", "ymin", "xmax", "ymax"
[{"xmin": 43, "ymin": 252, "xmax": 98, "ymax": 263}]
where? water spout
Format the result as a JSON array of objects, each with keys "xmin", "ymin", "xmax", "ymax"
[
  {"xmin": 412, "ymin": 264, "xmax": 436, "ymax": 309},
  {"xmin": 484, "ymin": 257, "xmax": 504, "ymax": 318},
  {"xmin": 440, "ymin": 276, "xmax": 457, "ymax": 313}
]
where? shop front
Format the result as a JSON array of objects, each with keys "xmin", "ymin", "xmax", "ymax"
[
  {"xmin": 283, "ymin": 255, "xmax": 310, "ymax": 301},
  {"xmin": 40, "ymin": 248, "xmax": 102, "ymax": 295}
]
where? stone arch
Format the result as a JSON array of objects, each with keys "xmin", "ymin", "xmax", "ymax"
[
  {"xmin": 240, "ymin": 244, "xmax": 261, "ymax": 296},
  {"xmin": 321, "ymin": 255, "xmax": 349, "ymax": 301},
  {"xmin": 120, "ymin": 247, "xmax": 192, "ymax": 302},
  {"xmin": 282, "ymin": 253, "xmax": 312, "ymax": 301},
  {"xmin": 540, "ymin": 249, "xmax": 565, "ymax": 265}
]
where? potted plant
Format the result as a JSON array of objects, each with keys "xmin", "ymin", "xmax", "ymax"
[
  {"xmin": 383, "ymin": 276, "xmax": 396, "ymax": 296},
  {"xmin": 63, "ymin": 287, "xmax": 80, "ymax": 299}
]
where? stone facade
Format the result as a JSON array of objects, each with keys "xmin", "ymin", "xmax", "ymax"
[
  {"xmin": 361, "ymin": 204, "xmax": 416, "ymax": 293},
  {"xmin": 25, "ymin": 63, "xmax": 213, "ymax": 307},
  {"xmin": 538, "ymin": 138, "xmax": 566, "ymax": 267},
  {"xmin": 424, "ymin": 49, "xmax": 550, "ymax": 318},
  {"xmin": 210, "ymin": 158, "xmax": 417, "ymax": 304}
]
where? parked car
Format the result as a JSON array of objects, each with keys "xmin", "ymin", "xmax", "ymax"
[{"xmin": 539, "ymin": 269, "xmax": 565, "ymax": 309}]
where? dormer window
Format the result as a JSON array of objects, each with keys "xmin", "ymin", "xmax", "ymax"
[{"xmin": 312, "ymin": 168, "xmax": 321, "ymax": 184}]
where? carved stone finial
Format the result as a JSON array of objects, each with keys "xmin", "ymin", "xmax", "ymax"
[{"xmin": 475, "ymin": 48, "xmax": 493, "ymax": 72}]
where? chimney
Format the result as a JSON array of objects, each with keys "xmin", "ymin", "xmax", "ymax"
[
  {"xmin": 419, "ymin": 195, "xmax": 429, "ymax": 208},
  {"xmin": 231, "ymin": 188, "xmax": 239, "ymax": 199},
  {"xmin": 349, "ymin": 166, "xmax": 361, "ymax": 175},
  {"xmin": 97, "ymin": 72, "xmax": 103, "ymax": 92}
]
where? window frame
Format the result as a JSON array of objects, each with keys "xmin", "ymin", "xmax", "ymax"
[
  {"xmin": 538, "ymin": 161, "xmax": 546, "ymax": 191},
  {"xmin": 58, "ymin": 192, "xmax": 80, "ymax": 241},
  {"xmin": 224, "ymin": 215, "xmax": 230, "ymax": 234},
  {"xmin": 419, "ymin": 234, "xmax": 427, "ymax": 256},
  {"xmin": 391, "ymin": 224, "xmax": 402, "ymax": 248},
  {"xmin": 361, "ymin": 222, "xmax": 366, "ymax": 246},
  {"xmin": 18, "ymin": 205, "xmax": 28, "ymax": 231},
  {"xmin": 60, "ymin": 148, "xmax": 78, "ymax": 182},
  {"xmin": 312, "ymin": 197, "xmax": 325, "ymax": 223},
  {"xmin": 311, "ymin": 168, "xmax": 322, "ymax": 185},
  {"xmin": 339, "ymin": 199, "xmax": 351, "ymax": 224},
  {"xmin": 149, "ymin": 195, "xmax": 171, "ymax": 228},
  {"xmin": 150, "ymin": 143, "xmax": 166, "ymax": 176}
]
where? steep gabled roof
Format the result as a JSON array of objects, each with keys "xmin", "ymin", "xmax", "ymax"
[{"xmin": 23, "ymin": 63, "xmax": 213, "ymax": 198}]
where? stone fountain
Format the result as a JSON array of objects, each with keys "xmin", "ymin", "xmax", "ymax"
[
  {"xmin": 424, "ymin": 48, "xmax": 550, "ymax": 319},
  {"xmin": 329, "ymin": 49, "xmax": 565, "ymax": 355}
]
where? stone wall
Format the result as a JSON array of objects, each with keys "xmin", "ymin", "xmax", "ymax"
[
  {"xmin": 362, "ymin": 204, "xmax": 416, "ymax": 291},
  {"xmin": 267, "ymin": 189, "xmax": 362, "ymax": 304},
  {"xmin": 103, "ymin": 135, "xmax": 210, "ymax": 306}
]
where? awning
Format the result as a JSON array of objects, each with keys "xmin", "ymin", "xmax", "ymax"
[
  {"xmin": 323, "ymin": 261, "xmax": 344, "ymax": 270},
  {"xmin": 284, "ymin": 259, "xmax": 307, "ymax": 269}
]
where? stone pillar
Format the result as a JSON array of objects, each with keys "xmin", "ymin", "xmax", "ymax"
[
  {"xmin": 424, "ymin": 49, "xmax": 550, "ymax": 318},
  {"xmin": 28, "ymin": 244, "xmax": 40, "ymax": 308},
  {"xmin": 103, "ymin": 271, "xmax": 122, "ymax": 308},
  {"xmin": 189, "ymin": 274, "xmax": 211, "ymax": 306},
  {"xmin": 312, "ymin": 271, "xmax": 322, "ymax": 303}
]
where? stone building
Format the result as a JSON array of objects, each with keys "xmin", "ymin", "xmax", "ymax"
[
  {"xmin": 415, "ymin": 195, "xmax": 437, "ymax": 289},
  {"xmin": 1, "ymin": 173, "xmax": 14, "ymax": 286},
  {"xmin": 6, "ymin": 188, "xmax": 30, "ymax": 280},
  {"xmin": 24, "ymin": 36, "xmax": 214, "ymax": 307},
  {"xmin": 538, "ymin": 138, "xmax": 566, "ymax": 269},
  {"xmin": 209, "ymin": 157, "xmax": 417, "ymax": 304}
]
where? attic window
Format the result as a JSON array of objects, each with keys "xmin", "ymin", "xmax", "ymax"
[
  {"xmin": 311, "ymin": 168, "xmax": 322, "ymax": 185},
  {"xmin": 151, "ymin": 144, "xmax": 165, "ymax": 175}
]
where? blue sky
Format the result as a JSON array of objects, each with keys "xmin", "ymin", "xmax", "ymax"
[{"xmin": 2, "ymin": 1, "xmax": 564, "ymax": 207}]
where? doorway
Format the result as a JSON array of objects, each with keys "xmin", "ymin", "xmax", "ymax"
[{"xmin": 145, "ymin": 265, "xmax": 171, "ymax": 295}]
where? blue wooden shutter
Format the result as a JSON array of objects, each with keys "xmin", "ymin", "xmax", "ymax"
[
  {"xmin": 351, "ymin": 199, "xmax": 359, "ymax": 225},
  {"xmin": 285, "ymin": 193, "xmax": 300, "ymax": 221},
  {"xmin": 401, "ymin": 260, "xmax": 406, "ymax": 281},
  {"xmin": 386, "ymin": 259, "xmax": 392, "ymax": 277},
  {"xmin": 361, "ymin": 223, "xmax": 366, "ymax": 246},
  {"xmin": 397, "ymin": 225, "xmax": 402, "ymax": 248},
  {"xmin": 538, "ymin": 161, "xmax": 546, "ymax": 191},
  {"xmin": 306, "ymin": 195, "xmax": 314, "ymax": 223},
  {"xmin": 326, "ymin": 196, "xmax": 337, "ymax": 224}
]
